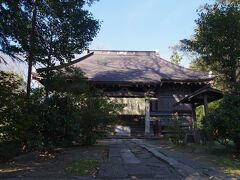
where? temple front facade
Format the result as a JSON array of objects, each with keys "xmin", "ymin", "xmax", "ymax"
[{"xmin": 37, "ymin": 50, "xmax": 222, "ymax": 137}]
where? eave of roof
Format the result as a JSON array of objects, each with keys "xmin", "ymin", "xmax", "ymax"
[{"xmin": 175, "ymin": 85, "xmax": 223, "ymax": 106}]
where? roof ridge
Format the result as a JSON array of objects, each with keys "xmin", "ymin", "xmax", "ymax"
[
  {"xmin": 90, "ymin": 49, "xmax": 156, "ymax": 52},
  {"xmin": 90, "ymin": 49, "xmax": 156, "ymax": 56}
]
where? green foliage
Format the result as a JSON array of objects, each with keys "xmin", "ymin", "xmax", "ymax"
[
  {"xmin": 0, "ymin": 71, "xmax": 40, "ymax": 158},
  {"xmin": 181, "ymin": 2, "xmax": 240, "ymax": 92},
  {"xmin": 79, "ymin": 96, "xmax": 120, "ymax": 145},
  {"xmin": 219, "ymin": 156, "xmax": 240, "ymax": 175},
  {"xmin": 195, "ymin": 101, "xmax": 221, "ymax": 130},
  {"xmin": 196, "ymin": 106, "xmax": 205, "ymax": 129},
  {"xmin": 189, "ymin": 58, "xmax": 224, "ymax": 89},
  {"xmin": 42, "ymin": 67, "xmax": 89, "ymax": 95},
  {"xmin": 36, "ymin": 68, "xmax": 120, "ymax": 148},
  {"xmin": 0, "ymin": 0, "xmax": 100, "ymax": 95},
  {"xmin": 36, "ymin": 0, "xmax": 100, "ymax": 66},
  {"xmin": 0, "ymin": 1, "xmax": 30, "ymax": 58},
  {"xmin": 0, "ymin": 68, "xmax": 120, "ymax": 156},
  {"xmin": 33, "ymin": 91, "xmax": 82, "ymax": 149},
  {"xmin": 189, "ymin": 58, "xmax": 211, "ymax": 72},
  {"xmin": 205, "ymin": 94, "xmax": 240, "ymax": 150},
  {"xmin": 217, "ymin": 0, "xmax": 240, "ymax": 4},
  {"xmin": 40, "ymin": 67, "xmax": 121, "ymax": 146},
  {"xmin": 168, "ymin": 119, "xmax": 186, "ymax": 145},
  {"xmin": 170, "ymin": 45, "xmax": 182, "ymax": 65},
  {"xmin": 181, "ymin": 2, "xmax": 240, "ymax": 151},
  {"xmin": 0, "ymin": 0, "xmax": 107, "ymax": 159},
  {"xmin": 0, "ymin": 71, "xmax": 26, "ymax": 142},
  {"xmin": 0, "ymin": 0, "xmax": 100, "ymax": 64}
]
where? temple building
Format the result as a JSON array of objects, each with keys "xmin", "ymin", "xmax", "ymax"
[{"xmin": 37, "ymin": 50, "xmax": 223, "ymax": 137}]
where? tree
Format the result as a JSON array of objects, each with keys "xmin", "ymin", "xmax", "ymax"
[
  {"xmin": 0, "ymin": 0, "xmax": 100, "ymax": 99},
  {"xmin": 181, "ymin": 2, "xmax": 240, "ymax": 93},
  {"xmin": 181, "ymin": 1, "xmax": 240, "ymax": 151},
  {"xmin": 0, "ymin": 1, "xmax": 29, "ymax": 59},
  {"xmin": 38, "ymin": 1, "xmax": 100, "ymax": 97},
  {"xmin": 189, "ymin": 58, "xmax": 211, "ymax": 72},
  {"xmin": 217, "ymin": 0, "xmax": 240, "ymax": 4},
  {"xmin": 169, "ymin": 45, "xmax": 182, "ymax": 65}
]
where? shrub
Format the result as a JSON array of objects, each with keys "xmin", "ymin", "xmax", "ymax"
[
  {"xmin": 0, "ymin": 68, "xmax": 121, "ymax": 156},
  {"xmin": 32, "ymin": 90, "xmax": 83, "ymax": 150},
  {"xmin": 39, "ymin": 67, "xmax": 120, "ymax": 146},
  {"xmin": 168, "ymin": 119, "xmax": 186, "ymax": 145},
  {"xmin": 79, "ymin": 96, "xmax": 120, "ymax": 145},
  {"xmin": 0, "ymin": 71, "xmax": 26, "ymax": 143},
  {"xmin": 0, "ymin": 71, "xmax": 33, "ymax": 159},
  {"xmin": 196, "ymin": 100, "xmax": 221, "ymax": 130},
  {"xmin": 205, "ymin": 94, "xmax": 240, "ymax": 151}
]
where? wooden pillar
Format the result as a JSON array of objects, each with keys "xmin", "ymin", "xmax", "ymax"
[
  {"xmin": 191, "ymin": 103, "xmax": 197, "ymax": 131},
  {"xmin": 145, "ymin": 99, "xmax": 150, "ymax": 135},
  {"xmin": 203, "ymin": 94, "xmax": 209, "ymax": 117}
]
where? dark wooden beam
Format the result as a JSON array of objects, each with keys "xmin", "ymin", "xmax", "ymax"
[{"xmin": 203, "ymin": 94, "xmax": 209, "ymax": 117}]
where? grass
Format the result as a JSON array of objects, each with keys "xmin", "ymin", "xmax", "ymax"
[
  {"xmin": 215, "ymin": 156, "xmax": 240, "ymax": 176},
  {"xmin": 66, "ymin": 159, "xmax": 100, "ymax": 176},
  {"xmin": 168, "ymin": 141, "xmax": 240, "ymax": 177},
  {"xmin": 198, "ymin": 142, "xmax": 240, "ymax": 176}
]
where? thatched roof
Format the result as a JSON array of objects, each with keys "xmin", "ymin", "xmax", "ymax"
[{"xmin": 37, "ymin": 50, "xmax": 213, "ymax": 84}]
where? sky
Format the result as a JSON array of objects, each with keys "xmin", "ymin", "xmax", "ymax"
[{"xmin": 87, "ymin": 0, "xmax": 213, "ymax": 67}]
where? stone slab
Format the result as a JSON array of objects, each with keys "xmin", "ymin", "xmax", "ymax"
[
  {"xmin": 124, "ymin": 164, "xmax": 156, "ymax": 179},
  {"xmin": 121, "ymin": 148, "xmax": 141, "ymax": 164},
  {"xmin": 97, "ymin": 163, "xmax": 128, "ymax": 178}
]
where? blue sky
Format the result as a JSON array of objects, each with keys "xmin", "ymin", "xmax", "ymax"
[{"xmin": 87, "ymin": 0, "xmax": 213, "ymax": 67}]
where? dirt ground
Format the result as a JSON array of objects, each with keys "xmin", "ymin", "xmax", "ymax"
[{"xmin": 0, "ymin": 143, "xmax": 107, "ymax": 179}]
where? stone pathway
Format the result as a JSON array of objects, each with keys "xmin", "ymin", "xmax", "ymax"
[
  {"xmin": 98, "ymin": 139, "xmax": 182, "ymax": 179},
  {"xmin": 97, "ymin": 139, "xmax": 229, "ymax": 179}
]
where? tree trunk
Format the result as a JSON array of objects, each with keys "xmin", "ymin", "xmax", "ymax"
[
  {"xmin": 26, "ymin": 0, "xmax": 38, "ymax": 103},
  {"xmin": 45, "ymin": 34, "xmax": 53, "ymax": 100}
]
